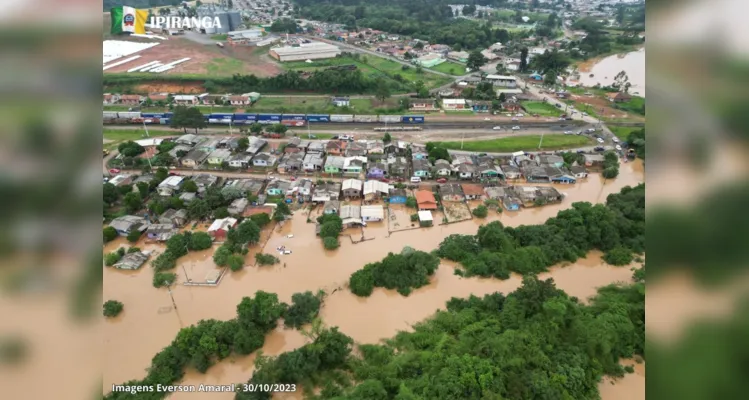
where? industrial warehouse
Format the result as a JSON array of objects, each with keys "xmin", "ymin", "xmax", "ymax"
[{"xmin": 269, "ymin": 41, "xmax": 342, "ymax": 62}]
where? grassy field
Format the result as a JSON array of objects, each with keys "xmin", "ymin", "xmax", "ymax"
[
  {"xmin": 609, "ymin": 126, "xmax": 642, "ymax": 140},
  {"xmin": 429, "ymin": 60, "xmax": 467, "ymax": 75},
  {"xmin": 434, "ymin": 135, "xmax": 593, "ymax": 153},
  {"xmin": 103, "ymin": 129, "xmax": 176, "ymax": 141},
  {"xmin": 521, "ymin": 101, "xmax": 564, "ymax": 117},
  {"xmin": 246, "ymin": 96, "xmax": 404, "ymax": 114},
  {"xmin": 611, "ymin": 95, "xmax": 645, "ymax": 116},
  {"xmin": 204, "ymin": 57, "xmax": 249, "ymax": 77},
  {"xmin": 210, "ymin": 34, "xmax": 228, "ymax": 41},
  {"xmin": 104, "ymin": 105, "xmax": 238, "ymax": 112}
]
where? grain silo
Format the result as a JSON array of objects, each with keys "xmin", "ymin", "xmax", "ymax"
[
  {"xmin": 228, "ymin": 11, "xmax": 242, "ymax": 31},
  {"xmin": 214, "ymin": 11, "xmax": 231, "ymax": 34}
]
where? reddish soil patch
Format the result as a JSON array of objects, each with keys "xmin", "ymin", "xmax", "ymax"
[
  {"xmin": 569, "ymin": 94, "xmax": 640, "ymax": 120},
  {"xmin": 133, "ymin": 82, "xmax": 206, "ymax": 94}
]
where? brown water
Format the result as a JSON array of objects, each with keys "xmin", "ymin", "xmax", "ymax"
[
  {"xmin": 579, "ymin": 48, "xmax": 646, "ymax": 96},
  {"xmin": 103, "ymin": 161, "xmax": 644, "ymax": 395},
  {"xmin": 598, "ymin": 359, "xmax": 646, "ymax": 400}
]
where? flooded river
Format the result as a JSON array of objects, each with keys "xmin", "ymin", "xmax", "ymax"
[
  {"xmin": 579, "ymin": 48, "xmax": 646, "ymax": 97},
  {"xmin": 103, "ymin": 160, "xmax": 644, "ymax": 398}
]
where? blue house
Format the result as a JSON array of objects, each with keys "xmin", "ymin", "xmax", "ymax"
[
  {"xmin": 389, "ymin": 188, "xmax": 407, "ymax": 204},
  {"xmin": 529, "ymin": 73, "xmax": 543, "ymax": 81},
  {"xmin": 471, "ymin": 101, "xmax": 491, "ymax": 113},
  {"xmin": 551, "ymin": 175, "xmax": 577, "ymax": 184}
]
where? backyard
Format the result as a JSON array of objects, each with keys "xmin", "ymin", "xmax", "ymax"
[
  {"xmin": 247, "ymin": 96, "xmax": 402, "ymax": 114},
  {"xmin": 434, "ymin": 134, "xmax": 593, "ymax": 152},
  {"xmin": 429, "ymin": 60, "xmax": 467, "ymax": 76},
  {"xmin": 521, "ymin": 101, "xmax": 564, "ymax": 117}
]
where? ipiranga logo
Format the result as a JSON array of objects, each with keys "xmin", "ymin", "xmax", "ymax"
[{"xmin": 150, "ymin": 16, "xmax": 223, "ymax": 30}]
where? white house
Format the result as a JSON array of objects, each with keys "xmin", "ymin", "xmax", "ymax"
[
  {"xmin": 442, "ymin": 98, "xmax": 467, "ymax": 110},
  {"xmin": 173, "ymin": 95, "xmax": 198, "ymax": 105},
  {"xmin": 332, "ymin": 97, "xmax": 350, "ymax": 107},
  {"xmin": 252, "ymin": 152, "xmax": 277, "ymax": 167},
  {"xmin": 206, "ymin": 149, "xmax": 232, "ymax": 165},
  {"xmin": 485, "ymin": 75, "xmax": 517, "ymax": 88},
  {"xmin": 157, "ymin": 175, "xmax": 185, "ymax": 196},
  {"xmin": 361, "ymin": 205, "xmax": 384, "ymax": 222}
]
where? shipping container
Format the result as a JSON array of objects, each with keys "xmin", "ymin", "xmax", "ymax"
[
  {"xmin": 103, "ymin": 111, "xmax": 118, "ymax": 119},
  {"xmin": 280, "ymin": 119, "xmax": 306, "ymax": 127},
  {"xmin": 354, "ymin": 114, "xmax": 377, "ymax": 123},
  {"xmin": 233, "ymin": 113, "xmax": 258, "ymax": 121},
  {"xmin": 378, "ymin": 115, "xmax": 401, "ymax": 123},
  {"xmin": 118, "ymin": 112, "xmax": 141, "ymax": 119},
  {"xmin": 160, "ymin": 118, "xmax": 171, "ymax": 125},
  {"xmin": 330, "ymin": 114, "xmax": 354, "ymax": 123},
  {"xmin": 258, "ymin": 113, "xmax": 282, "ymax": 124},
  {"xmin": 143, "ymin": 118, "xmax": 160, "ymax": 124},
  {"xmin": 401, "ymin": 115, "xmax": 425, "ymax": 124},
  {"xmin": 141, "ymin": 113, "xmax": 166, "ymax": 118},
  {"xmin": 164, "ymin": 112, "xmax": 174, "ymax": 118},
  {"xmin": 281, "ymin": 114, "xmax": 306, "ymax": 121},
  {"xmin": 306, "ymin": 114, "xmax": 330, "ymax": 123}
]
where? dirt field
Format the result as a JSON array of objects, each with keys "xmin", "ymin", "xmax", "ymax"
[
  {"xmin": 568, "ymin": 93, "xmax": 641, "ymax": 121},
  {"xmin": 443, "ymin": 201, "xmax": 472, "ymax": 223},
  {"xmin": 104, "ymin": 37, "xmax": 282, "ymax": 78}
]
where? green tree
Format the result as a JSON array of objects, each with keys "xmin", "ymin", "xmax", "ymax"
[
  {"xmin": 323, "ymin": 236, "xmax": 339, "ymax": 250},
  {"xmin": 466, "ymin": 50, "xmax": 488, "ymax": 71},
  {"xmin": 237, "ymin": 137, "xmax": 250, "ymax": 152},
  {"xmin": 603, "ymin": 246, "xmax": 634, "ymax": 265},
  {"xmin": 603, "ymin": 166, "xmax": 619, "ymax": 179},
  {"xmin": 273, "ymin": 202, "xmax": 292, "ymax": 222},
  {"xmin": 103, "ymin": 226, "xmax": 118, "ymax": 243},
  {"xmin": 519, "ymin": 47, "xmax": 529, "ymax": 72},
  {"xmin": 228, "ymin": 254, "xmax": 245, "ymax": 271},
  {"xmin": 283, "ymin": 291, "xmax": 323, "ymax": 329},
  {"xmin": 182, "ymin": 180, "xmax": 198, "ymax": 193},
  {"xmin": 104, "ymin": 252, "xmax": 121, "ymax": 267},
  {"xmin": 382, "ymin": 132, "xmax": 391, "ymax": 143},
  {"xmin": 136, "ymin": 181, "xmax": 150, "ymax": 196},
  {"xmin": 228, "ymin": 220, "xmax": 261, "ymax": 245},
  {"xmin": 188, "ymin": 232, "xmax": 213, "ymax": 251},
  {"xmin": 103, "ymin": 183, "xmax": 118, "ymax": 205},
  {"xmin": 375, "ymin": 78, "xmax": 391, "ymax": 102},
  {"xmin": 405, "ymin": 196, "xmax": 417, "ymax": 208},
  {"xmin": 544, "ymin": 71, "xmax": 558, "ymax": 86},
  {"xmin": 249, "ymin": 123, "xmax": 264, "ymax": 134},
  {"xmin": 250, "ymin": 213, "xmax": 271, "ymax": 228},
  {"xmin": 126, "ymin": 228, "xmax": 142, "ymax": 243},
  {"xmin": 103, "ymin": 300, "xmax": 124, "ymax": 317},
  {"xmin": 123, "ymin": 192, "xmax": 143, "ymax": 213},
  {"xmin": 213, "ymin": 246, "xmax": 233, "ymax": 266},
  {"xmin": 213, "ymin": 207, "xmax": 230, "ymax": 219},
  {"xmin": 472, "ymin": 205, "xmax": 489, "ymax": 218},
  {"xmin": 188, "ymin": 199, "xmax": 211, "ymax": 220},
  {"xmin": 152, "ymin": 251, "xmax": 177, "ymax": 271},
  {"xmin": 255, "ymin": 253, "xmax": 280, "ymax": 266},
  {"xmin": 153, "ymin": 272, "xmax": 177, "ymax": 288}
]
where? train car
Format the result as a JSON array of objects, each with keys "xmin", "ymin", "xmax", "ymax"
[
  {"xmin": 306, "ymin": 114, "xmax": 331, "ymax": 123},
  {"xmin": 233, "ymin": 113, "xmax": 258, "ymax": 125},
  {"xmin": 378, "ymin": 115, "xmax": 401, "ymax": 123},
  {"xmin": 160, "ymin": 118, "xmax": 171, "ymax": 125},
  {"xmin": 143, "ymin": 117, "xmax": 160, "ymax": 125},
  {"xmin": 330, "ymin": 114, "xmax": 354, "ymax": 123},
  {"xmin": 208, "ymin": 113, "xmax": 234, "ymax": 124},
  {"xmin": 401, "ymin": 115, "xmax": 425, "ymax": 124},
  {"xmin": 103, "ymin": 111, "xmax": 118, "ymax": 119},
  {"xmin": 354, "ymin": 114, "xmax": 377, "ymax": 123},
  {"xmin": 117, "ymin": 112, "xmax": 141, "ymax": 119},
  {"xmin": 141, "ymin": 113, "xmax": 166, "ymax": 118},
  {"xmin": 258, "ymin": 113, "xmax": 282, "ymax": 125},
  {"xmin": 281, "ymin": 114, "xmax": 306, "ymax": 127}
]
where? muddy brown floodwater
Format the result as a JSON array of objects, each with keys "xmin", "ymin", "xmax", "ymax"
[{"xmin": 103, "ymin": 160, "xmax": 644, "ymax": 399}]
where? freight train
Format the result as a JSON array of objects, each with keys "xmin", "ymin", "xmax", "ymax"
[{"xmin": 102, "ymin": 111, "xmax": 426, "ymax": 126}]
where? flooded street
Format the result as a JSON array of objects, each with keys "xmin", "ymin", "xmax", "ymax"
[
  {"xmin": 103, "ymin": 160, "xmax": 644, "ymax": 395},
  {"xmin": 579, "ymin": 48, "xmax": 646, "ymax": 96}
]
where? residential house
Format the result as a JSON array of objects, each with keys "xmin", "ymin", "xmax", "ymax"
[
  {"xmin": 200, "ymin": 94, "xmax": 227, "ymax": 105},
  {"xmin": 451, "ymin": 155, "xmax": 473, "ymax": 166},
  {"xmin": 502, "ymin": 102, "xmax": 524, "ymax": 112},
  {"xmin": 461, "ymin": 184, "xmax": 485, "ymax": 200},
  {"xmin": 229, "ymin": 94, "xmax": 252, "ymax": 106},
  {"xmin": 228, "ymin": 198, "xmax": 249, "ymax": 216},
  {"xmin": 169, "ymin": 144, "xmax": 194, "ymax": 159},
  {"xmin": 391, "ymin": 141, "xmax": 410, "ymax": 156},
  {"xmin": 324, "ymin": 156, "xmax": 345, "ymax": 174},
  {"xmin": 365, "ymin": 141, "xmax": 385, "ymax": 155},
  {"xmin": 180, "ymin": 149, "xmax": 209, "ymax": 168},
  {"xmin": 363, "ymin": 180, "xmax": 389, "ymax": 201},
  {"xmin": 409, "ymin": 98, "xmax": 438, "ymax": 112},
  {"xmin": 109, "ymin": 174, "xmax": 133, "ymax": 187},
  {"xmin": 469, "ymin": 100, "xmax": 491, "ymax": 113},
  {"xmin": 145, "ymin": 224, "xmax": 178, "ymax": 242},
  {"xmin": 438, "ymin": 88, "xmax": 455, "ymax": 97},
  {"xmin": 548, "ymin": 167, "xmax": 577, "ymax": 184},
  {"xmin": 415, "ymin": 190, "xmax": 438, "ymax": 210},
  {"xmin": 103, "ymin": 93, "xmax": 120, "ymax": 104},
  {"xmin": 285, "ymin": 137, "xmax": 310, "ymax": 154},
  {"xmin": 607, "ymin": 92, "xmax": 632, "ymax": 103},
  {"xmin": 175, "ymin": 134, "xmax": 202, "ymax": 146},
  {"xmin": 387, "ymin": 157, "xmax": 409, "ymax": 177},
  {"xmin": 485, "ymin": 75, "xmax": 517, "ymax": 88},
  {"xmin": 476, "ymin": 162, "xmax": 505, "ymax": 180},
  {"xmin": 332, "ymin": 97, "xmax": 350, "ymax": 107},
  {"xmin": 343, "ymin": 156, "xmax": 367, "ymax": 175},
  {"xmin": 252, "ymin": 152, "xmax": 277, "ymax": 167},
  {"xmin": 442, "ymin": 98, "xmax": 468, "ymax": 110},
  {"xmin": 456, "ymin": 164, "xmax": 477, "ymax": 180},
  {"xmin": 570, "ymin": 165, "xmax": 588, "ymax": 179},
  {"xmin": 179, "ymin": 192, "xmax": 196, "ymax": 204},
  {"xmin": 412, "ymin": 159, "xmax": 433, "ymax": 178},
  {"xmin": 266, "ymin": 179, "xmax": 292, "ymax": 196},
  {"xmin": 538, "ymin": 154, "xmax": 565, "ymax": 168},
  {"xmin": 366, "ymin": 162, "xmax": 388, "ymax": 179},
  {"xmin": 501, "ymin": 164, "xmax": 522, "ymax": 179},
  {"xmin": 341, "ymin": 179, "xmax": 363, "ymax": 199},
  {"xmin": 339, "ymin": 205, "xmax": 362, "ymax": 227},
  {"xmin": 433, "ymin": 159, "xmax": 452, "ymax": 177},
  {"xmin": 345, "ymin": 142, "xmax": 367, "ymax": 157},
  {"xmin": 287, "ymin": 179, "xmax": 313, "ymax": 200},
  {"xmin": 207, "ymin": 217, "xmax": 238, "ymax": 240},
  {"xmin": 173, "ymin": 95, "xmax": 198, "ymax": 105},
  {"xmin": 227, "ymin": 153, "xmax": 253, "ymax": 168},
  {"xmin": 389, "ymin": 188, "xmax": 407, "ymax": 204},
  {"xmin": 325, "ymin": 140, "xmax": 347, "ymax": 156},
  {"xmin": 361, "ymin": 205, "xmax": 384, "ymax": 222},
  {"xmin": 245, "ymin": 137, "xmax": 267, "ymax": 155},
  {"xmin": 514, "ymin": 186, "xmax": 563, "ymax": 206},
  {"xmin": 447, "ymin": 50, "xmax": 469, "ymax": 62},
  {"xmin": 583, "ymin": 154, "xmax": 606, "ymax": 168},
  {"xmin": 120, "ymin": 94, "xmax": 143, "ymax": 106},
  {"xmin": 277, "ymin": 153, "xmax": 304, "ymax": 174},
  {"xmin": 306, "ymin": 141, "xmax": 325, "ymax": 154},
  {"xmin": 312, "ymin": 182, "xmax": 342, "ymax": 202},
  {"xmin": 522, "ymin": 165, "xmax": 551, "ymax": 183},
  {"xmin": 192, "ymin": 174, "xmax": 219, "ymax": 192},
  {"xmin": 157, "ymin": 176, "xmax": 185, "ymax": 196},
  {"xmin": 159, "ymin": 209, "xmax": 188, "ymax": 227},
  {"xmin": 485, "ymin": 186, "xmax": 522, "ymax": 211},
  {"xmin": 109, "ymin": 215, "xmax": 149, "ymax": 236},
  {"xmin": 323, "ymin": 201, "xmax": 340, "ymax": 215},
  {"xmin": 113, "ymin": 251, "xmax": 151, "ymax": 270},
  {"xmin": 411, "ymin": 143, "xmax": 428, "ymax": 159},
  {"xmin": 197, "ymin": 138, "xmax": 222, "ymax": 153},
  {"xmin": 224, "ymin": 179, "xmax": 264, "ymax": 197},
  {"xmin": 303, "ymin": 153, "xmax": 325, "ymax": 172},
  {"xmin": 439, "ymin": 184, "xmax": 465, "ymax": 202},
  {"xmin": 418, "ymin": 210, "xmax": 433, "ymax": 227},
  {"xmin": 207, "ymin": 149, "xmax": 232, "ymax": 165}
]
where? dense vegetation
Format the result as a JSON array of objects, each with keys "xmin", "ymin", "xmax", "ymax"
[
  {"xmin": 348, "ymin": 246, "xmax": 440, "ymax": 296},
  {"xmin": 283, "ymin": 290, "xmax": 325, "ymax": 329},
  {"xmin": 255, "ymin": 253, "xmax": 280, "ymax": 266},
  {"xmin": 241, "ymin": 276, "xmax": 645, "ymax": 399},
  {"xmin": 317, "ymin": 214, "xmax": 343, "ymax": 250},
  {"xmin": 602, "ymin": 150, "xmax": 620, "ymax": 179},
  {"xmin": 103, "ymin": 300, "xmax": 124, "ymax": 318},
  {"xmin": 627, "ymin": 128, "xmax": 645, "ymax": 159},
  {"xmin": 439, "ymin": 184, "xmax": 645, "ymax": 278},
  {"xmin": 105, "ymin": 291, "xmax": 288, "ymax": 400}
]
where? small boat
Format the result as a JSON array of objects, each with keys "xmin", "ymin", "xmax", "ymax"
[
  {"xmin": 286, "ymin": 234, "xmax": 294, "ymax": 238},
  {"xmin": 283, "ymin": 250, "xmax": 292, "ymax": 255},
  {"xmin": 589, "ymin": 74, "xmax": 594, "ymax": 78}
]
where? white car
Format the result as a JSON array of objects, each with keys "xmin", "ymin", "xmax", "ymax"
[
  {"xmin": 564, "ymin": 131, "xmax": 573, "ymax": 135},
  {"xmin": 410, "ymin": 176, "xmax": 422, "ymax": 183},
  {"xmin": 512, "ymin": 117, "xmax": 519, "ymax": 121},
  {"xmin": 582, "ymin": 112, "xmax": 588, "ymax": 116},
  {"xmin": 586, "ymin": 128, "xmax": 596, "ymax": 133},
  {"xmin": 512, "ymin": 126, "xmax": 521, "ymax": 130},
  {"xmin": 515, "ymin": 113, "xmax": 524, "ymax": 117},
  {"xmin": 615, "ymin": 145, "xmax": 622, "ymax": 151},
  {"xmin": 492, "ymin": 126, "xmax": 502, "ymax": 130},
  {"xmin": 484, "ymin": 117, "xmax": 491, "ymax": 121},
  {"xmin": 612, "ymin": 137, "xmax": 620, "ymax": 143},
  {"xmin": 597, "ymin": 138, "xmax": 605, "ymax": 144},
  {"xmin": 339, "ymin": 135, "xmax": 351, "ymax": 141}
]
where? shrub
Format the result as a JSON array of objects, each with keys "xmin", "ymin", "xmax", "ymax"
[
  {"xmin": 323, "ymin": 236, "xmax": 340, "ymax": 250},
  {"xmin": 104, "ymin": 252, "xmax": 121, "ymax": 267},
  {"xmin": 255, "ymin": 253, "xmax": 280, "ymax": 266},
  {"xmin": 188, "ymin": 232, "xmax": 213, "ymax": 251},
  {"xmin": 103, "ymin": 300, "xmax": 124, "ymax": 317},
  {"xmin": 117, "ymin": 247, "xmax": 126, "ymax": 257},
  {"xmin": 472, "ymin": 205, "xmax": 488, "ymax": 218},
  {"xmin": 152, "ymin": 251, "xmax": 177, "ymax": 271},
  {"xmin": 127, "ymin": 247, "xmax": 141, "ymax": 253},
  {"xmin": 349, "ymin": 267, "xmax": 374, "ymax": 297},
  {"xmin": 249, "ymin": 213, "xmax": 271, "ymax": 228},
  {"xmin": 213, "ymin": 207, "xmax": 230, "ymax": 219},
  {"xmin": 603, "ymin": 246, "xmax": 634, "ymax": 266},
  {"xmin": 405, "ymin": 196, "xmax": 417, "ymax": 208},
  {"xmin": 126, "ymin": 229, "xmax": 142, "ymax": 243},
  {"xmin": 228, "ymin": 254, "xmax": 245, "ymax": 272},
  {"xmin": 153, "ymin": 272, "xmax": 177, "ymax": 288},
  {"xmin": 103, "ymin": 227, "xmax": 118, "ymax": 243},
  {"xmin": 213, "ymin": 245, "xmax": 233, "ymax": 266},
  {"xmin": 410, "ymin": 213, "xmax": 419, "ymax": 222}
]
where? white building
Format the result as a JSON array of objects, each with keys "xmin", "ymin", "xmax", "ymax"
[
  {"xmin": 270, "ymin": 41, "xmax": 342, "ymax": 62},
  {"xmin": 485, "ymin": 75, "xmax": 517, "ymax": 88},
  {"xmin": 442, "ymin": 98, "xmax": 468, "ymax": 110},
  {"xmin": 173, "ymin": 95, "xmax": 198, "ymax": 105},
  {"xmin": 361, "ymin": 205, "xmax": 384, "ymax": 222}
]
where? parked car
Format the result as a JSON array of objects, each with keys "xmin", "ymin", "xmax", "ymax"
[
  {"xmin": 515, "ymin": 113, "xmax": 524, "ymax": 117},
  {"xmin": 332, "ymin": 135, "xmax": 339, "ymax": 139},
  {"xmin": 594, "ymin": 146, "xmax": 605, "ymax": 152},
  {"xmin": 586, "ymin": 128, "xmax": 597, "ymax": 133},
  {"xmin": 410, "ymin": 176, "xmax": 422, "ymax": 183},
  {"xmin": 612, "ymin": 137, "xmax": 620, "ymax": 143},
  {"xmin": 492, "ymin": 126, "xmax": 502, "ymax": 130},
  {"xmin": 108, "ymin": 168, "xmax": 120, "ymax": 174},
  {"xmin": 555, "ymin": 103, "xmax": 562, "ymax": 108},
  {"xmin": 168, "ymin": 172, "xmax": 180, "ymax": 176},
  {"xmin": 512, "ymin": 126, "xmax": 521, "ymax": 130},
  {"xmin": 577, "ymin": 131, "xmax": 583, "ymax": 135},
  {"xmin": 615, "ymin": 145, "xmax": 622, "ymax": 151},
  {"xmin": 436, "ymin": 178, "xmax": 447, "ymax": 183},
  {"xmin": 582, "ymin": 112, "xmax": 588, "ymax": 116},
  {"xmin": 565, "ymin": 117, "xmax": 573, "ymax": 120},
  {"xmin": 564, "ymin": 131, "xmax": 573, "ymax": 135},
  {"xmin": 596, "ymin": 138, "xmax": 605, "ymax": 144},
  {"xmin": 511, "ymin": 117, "xmax": 518, "ymax": 121},
  {"xmin": 484, "ymin": 117, "xmax": 491, "ymax": 121}
]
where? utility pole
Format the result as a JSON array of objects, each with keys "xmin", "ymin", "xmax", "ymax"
[
  {"xmin": 461, "ymin": 132, "xmax": 465, "ymax": 150},
  {"xmin": 307, "ymin": 120, "xmax": 311, "ymax": 139},
  {"xmin": 181, "ymin": 245, "xmax": 191, "ymax": 282},
  {"xmin": 165, "ymin": 281, "xmax": 178, "ymax": 310},
  {"xmin": 538, "ymin": 131, "xmax": 544, "ymax": 149},
  {"xmin": 142, "ymin": 119, "xmax": 153, "ymax": 171}
]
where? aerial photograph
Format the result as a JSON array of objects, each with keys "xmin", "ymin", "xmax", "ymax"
[{"xmin": 102, "ymin": 0, "xmax": 645, "ymax": 399}]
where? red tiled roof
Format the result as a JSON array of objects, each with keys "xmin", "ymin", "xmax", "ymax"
[
  {"xmin": 461, "ymin": 184, "xmax": 484, "ymax": 196},
  {"xmin": 415, "ymin": 190, "xmax": 437, "ymax": 209}
]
